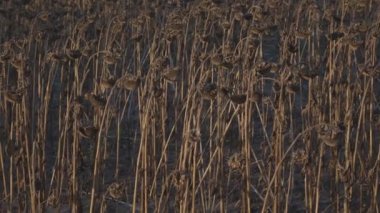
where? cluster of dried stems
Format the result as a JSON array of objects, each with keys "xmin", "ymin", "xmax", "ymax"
[{"xmin": 0, "ymin": 0, "xmax": 380, "ymax": 212}]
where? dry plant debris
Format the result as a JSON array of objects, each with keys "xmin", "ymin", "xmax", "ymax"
[{"xmin": 0, "ymin": 0, "xmax": 379, "ymax": 212}]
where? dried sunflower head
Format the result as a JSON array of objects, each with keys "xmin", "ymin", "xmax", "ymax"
[
  {"xmin": 99, "ymin": 76, "xmax": 116, "ymax": 91},
  {"xmin": 228, "ymin": 152, "xmax": 245, "ymax": 170},
  {"xmin": 107, "ymin": 181, "xmax": 125, "ymax": 199},
  {"xmin": 116, "ymin": 74, "xmax": 141, "ymax": 91},
  {"xmin": 78, "ymin": 125, "xmax": 98, "ymax": 139},
  {"xmin": 84, "ymin": 93, "xmax": 106, "ymax": 109},
  {"xmin": 229, "ymin": 93, "xmax": 247, "ymax": 104},
  {"xmin": 318, "ymin": 123, "xmax": 344, "ymax": 147},
  {"xmin": 162, "ymin": 66, "xmax": 180, "ymax": 82},
  {"xmin": 199, "ymin": 82, "xmax": 218, "ymax": 100}
]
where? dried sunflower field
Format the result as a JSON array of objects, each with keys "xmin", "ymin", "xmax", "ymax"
[{"xmin": 0, "ymin": 0, "xmax": 380, "ymax": 212}]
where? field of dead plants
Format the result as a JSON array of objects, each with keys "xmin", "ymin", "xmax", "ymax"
[{"xmin": 0, "ymin": 0, "xmax": 380, "ymax": 212}]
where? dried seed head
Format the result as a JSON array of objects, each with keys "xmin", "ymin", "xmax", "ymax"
[
  {"xmin": 272, "ymin": 82, "xmax": 281, "ymax": 93},
  {"xmin": 318, "ymin": 123, "xmax": 344, "ymax": 147},
  {"xmin": 3, "ymin": 89, "xmax": 24, "ymax": 104},
  {"xmin": 171, "ymin": 170, "xmax": 189, "ymax": 190},
  {"xmin": 287, "ymin": 42, "xmax": 298, "ymax": 53},
  {"xmin": 249, "ymin": 91, "xmax": 262, "ymax": 103},
  {"xmin": 218, "ymin": 86, "xmax": 231, "ymax": 98},
  {"xmin": 116, "ymin": 74, "xmax": 141, "ymax": 91},
  {"xmin": 78, "ymin": 125, "xmax": 98, "ymax": 139},
  {"xmin": 47, "ymin": 52, "xmax": 68, "ymax": 62},
  {"xmin": 327, "ymin": 32, "xmax": 345, "ymax": 41},
  {"xmin": 221, "ymin": 20, "xmax": 231, "ymax": 29},
  {"xmin": 337, "ymin": 162, "xmax": 352, "ymax": 183},
  {"xmin": 256, "ymin": 61, "xmax": 272, "ymax": 76},
  {"xmin": 162, "ymin": 66, "xmax": 179, "ymax": 82},
  {"xmin": 357, "ymin": 64, "xmax": 373, "ymax": 77},
  {"xmin": 285, "ymin": 83, "xmax": 299, "ymax": 94},
  {"xmin": 107, "ymin": 181, "xmax": 125, "ymax": 199},
  {"xmin": 229, "ymin": 94, "xmax": 247, "ymax": 104},
  {"xmin": 47, "ymin": 193, "xmax": 59, "ymax": 207},
  {"xmin": 0, "ymin": 50, "xmax": 12, "ymax": 63},
  {"xmin": 99, "ymin": 76, "xmax": 116, "ymax": 92},
  {"xmin": 347, "ymin": 37, "xmax": 363, "ymax": 50},
  {"xmin": 220, "ymin": 61, "xmax": 233, "ymax": 69},
  {"xmin": 5, "ymin": 140, "xmax": 18, "ymax": 156},
  {"xmin": 104, "ymin": 53, "xmax": 118, "ymax": 65},
  {"xmin": 295, "ymin": 29, "xmax": 311, "ymax": 39},
  {"xmin": 292, "ymin": 149, "xmax": 307, "ymax": 165},
  {"xmin": 243, "ymin": 12, "xmax": 253, "ymax": 21},
  {"xmin": 210, "ymin": 54, "xmax": 224, "ymax": 66},
  {"xmin": 298, "ymin": 65, "xmax": 319, "ymax": 80},
  {"xmin": 38, "ymin": 11, "xmax": 50, "ymax": 22},
  {"xmin": 66, "ymin": 49, "xmax": 82, "ymax": 60},
  {"xmin": 228, "ymin": 152, "xmax": 245, "ymax": 170},
  {"xmin": 84, "ymin": 93, "xmax": 106, "ymax": 109},
  {"xmin": 152, "ymin": 80, "xmax": 163, "ymax": 98},
  {"xmin": 199, "ymin": 82, "xmax": 218, "ymax": 100},
  {"xmin": 131, "ymin": 32, "xmax": 143, "ymax": 42},
  {"xmin": 152, "ymin": 56, "xmax": 170, "ymax": 72},
  {"xmin": 249, "ymin": 23, "xmax": 268, "ymax": 36},
  {"xmin": 72, "ymin": 96, "xmax": 85, "ymax": 119},
  {"xmin": 188, "ymin": 129, "xmax": 200, "ymax": 144},
  {"xmin": 11, "ymin": 55, "xmax": 25, "ymax": 71}
]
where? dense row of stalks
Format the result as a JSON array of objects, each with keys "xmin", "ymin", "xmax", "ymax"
[{"xmin": 0, "ymin": 0, "xmax": 379, "ymax": 212}]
